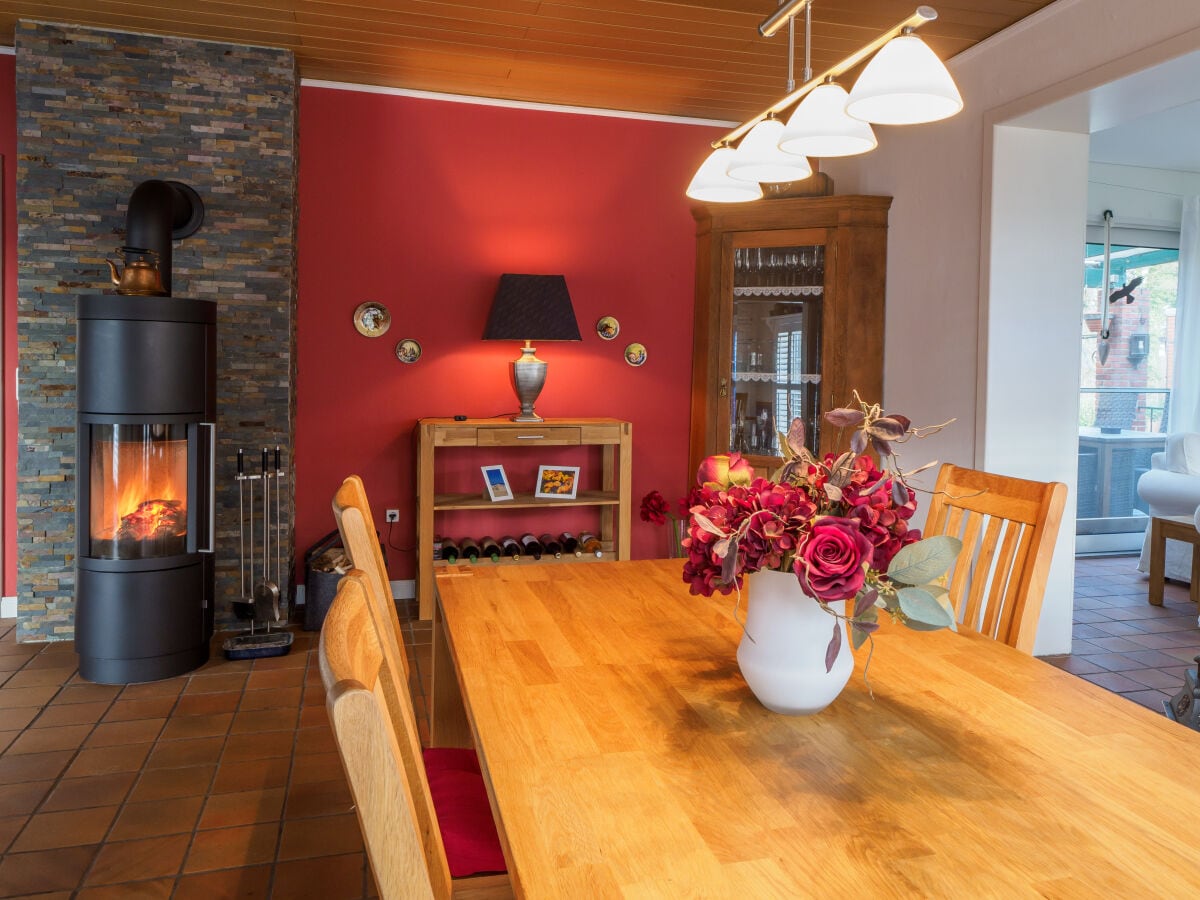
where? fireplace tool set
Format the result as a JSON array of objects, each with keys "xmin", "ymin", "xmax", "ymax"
[{"xmin": 222, "ymin": 446, "xmax": 294, "ymax": 660}]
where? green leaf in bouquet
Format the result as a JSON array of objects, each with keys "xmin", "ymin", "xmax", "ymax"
[
  {"xmin": 887, "ymin": 535, "xmax": 962, "ymax": 586},
  {"xmin": 897, "ymin": 586, "xmax": 956, "ymax": 629}
]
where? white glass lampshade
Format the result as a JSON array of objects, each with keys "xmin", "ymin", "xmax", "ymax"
[
  {"xmin": 725, "ymin": 118, "xmax": 813, "ymax": 184},
  {"xmin": 845, "ymin": 34, "xmax": 963, "ymax": 125},
  {"xmin": 779, "ymin": 82, "xmax": 878, "ymax": 158},
  {"xmin": 686, "ymin": 147, "xmax": 764, "ymax": 203}
]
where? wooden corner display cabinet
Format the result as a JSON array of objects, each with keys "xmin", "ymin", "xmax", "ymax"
[
  {"xmin": 415, "ymin": 417, "xmax": 632, "ymax": 619},
  {"xmin": 689, "ymin": 194, "xmax": 891, "ymax": 477}
]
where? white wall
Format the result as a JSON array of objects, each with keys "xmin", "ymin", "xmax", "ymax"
[
  {"xmin": 984, "ymin": 125, "xmax": 1089, "ymax": 653},
  {"xmin": 824, "ymin": 0, "xmax": 1200, "ymax": 653}
]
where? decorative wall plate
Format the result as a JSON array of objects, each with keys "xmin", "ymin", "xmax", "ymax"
[
  {"xmin": 596, "ymin": 315, "xmax": 620, "ymax": 340},
  {"xmin": 624, "ymin": 342, "xmax": 647, "ymax": 367},
  {"xmin": 353, "ymin": 301, "xmax": 391, "ymax": 337},
  {"xmin": 395, "ymin": 338, "xmax": 422, "ymax": 364}
]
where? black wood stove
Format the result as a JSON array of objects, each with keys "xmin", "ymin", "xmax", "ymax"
[{"xmin": 75, "ymin": 180, "xmax": 216, "ymax": 684}]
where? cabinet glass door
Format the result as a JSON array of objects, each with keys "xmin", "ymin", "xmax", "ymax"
[{"xmin": 728, "ymin": 243, "xmax": 825, "ymax": 458}]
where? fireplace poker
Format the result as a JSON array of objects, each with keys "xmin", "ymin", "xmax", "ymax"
[
  {"xmin": 233, "ymin": 449, "xmax": 256, "ymax": 623},
  {"xmin": 254, "ymin": 447, "xmax": 281, "ymax": 625},
  {"xmin": 275, "ymin": 446, "xmax": 283, "ymax": 623}
]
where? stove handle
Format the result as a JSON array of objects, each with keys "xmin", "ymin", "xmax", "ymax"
[{"xmin": 199, "ymin": 422, "xmax": 216, "ymax": 554}]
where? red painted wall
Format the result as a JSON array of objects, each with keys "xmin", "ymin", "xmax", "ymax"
[
  {"xmin": 0, "ymin": 73, "xmax": 722, "ymax": 598},
  {"xmin": 2, "ymin": 54, "xmax": 16, "ymax": 598},
  {"xmin": 296, "ymin": 87, "xmax": 722, "ymax": 582}
]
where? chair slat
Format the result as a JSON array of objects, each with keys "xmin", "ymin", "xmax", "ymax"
[
  {"xmin": 948, "ymin": 510, "xmax": 983, "ymax": 621},
  {"xmin": 981, "ymin": 520, "xmax": 1020, "ymax": 638},
  {"xmin": 995, "ymin": 524, "xmax": 1037, "ymax": 646}
]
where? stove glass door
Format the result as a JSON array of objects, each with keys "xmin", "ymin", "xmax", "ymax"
[{"xmin": 88, "ymin": 423, "xmax": 190, "ymax": 559}]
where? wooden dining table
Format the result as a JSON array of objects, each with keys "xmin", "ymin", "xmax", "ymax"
[{"xmin": 431, "ymin": 559, "xmax": 1200, "ymax": 897}]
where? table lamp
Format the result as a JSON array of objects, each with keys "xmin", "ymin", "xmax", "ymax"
[{"xmin": 483, "ymin": 274, "xmax": 581, "ymax": 423}]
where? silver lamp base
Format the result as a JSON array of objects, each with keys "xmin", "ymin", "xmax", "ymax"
[{"xmin": 511, "ymin": 343, "xmax": 547, "ymax": 423}]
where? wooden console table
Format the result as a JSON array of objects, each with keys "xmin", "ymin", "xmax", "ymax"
[
  {"xmin": 1148, "ymin": 514, "xmax": 1200, "ymax": 606},
  {"xmin": 414, "ymin": 417, "xmax": 632, "ymax": 619}
]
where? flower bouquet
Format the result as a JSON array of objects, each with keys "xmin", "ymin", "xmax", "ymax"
[{"xmin": 683, "ymin": 393, "xmax": 961, "ymax": 672}]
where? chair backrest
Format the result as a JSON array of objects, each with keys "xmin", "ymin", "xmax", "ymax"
[
  {"xmin": 921, "ymin": 463, "xmax": 1067, "ymax": 653},
  {"xmin": 319, "ymin": 569, "xmax": 454, "ymax": 900},
  {"xmin": 332, "ymin": 475, "xmax": 409, "ymax": 681}
]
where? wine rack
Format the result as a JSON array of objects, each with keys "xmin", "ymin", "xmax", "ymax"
[{"xmin": 415, "ymin": 417, "xmax": 632, "ymax": 619}]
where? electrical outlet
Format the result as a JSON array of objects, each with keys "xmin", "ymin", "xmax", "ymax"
[{"xmin": 385, "ymin": 509, "xmax": 400, "ymax": 523}]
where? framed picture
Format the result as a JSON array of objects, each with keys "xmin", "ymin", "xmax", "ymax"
[
  {"xmin": 535, "ymin": 465, "xmax": 580, "ymax": 499},
  {"xmin": 481, "ymin": 465, "xmax": 512, "ymax": 502}
]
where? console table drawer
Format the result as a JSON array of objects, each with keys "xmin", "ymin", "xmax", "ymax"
[{"xmin": 476, "ymin": 426, "xmax": 581, "ymax": 447}]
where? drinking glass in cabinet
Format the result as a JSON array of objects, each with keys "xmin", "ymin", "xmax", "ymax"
[{"xmin": 729, "ymin": 263, "xmax": 823, "ymax": 457}]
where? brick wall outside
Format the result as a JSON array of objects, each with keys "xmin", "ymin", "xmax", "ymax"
[{"xmin": 15, "ymin": 22, "xmax": 298, "ymax": 640}]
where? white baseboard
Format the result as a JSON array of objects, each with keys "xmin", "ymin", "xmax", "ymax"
[{"xmin": 1, "ymin": 596, "xmax": 15, "ymax": 619}]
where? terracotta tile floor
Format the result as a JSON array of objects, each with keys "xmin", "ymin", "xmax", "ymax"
[
  {"xmin": 1041, "ymin": 555, "xmax": 1200, "ymax": 713},
  {"xmin": 0, "ymin": 600, "xmax": 432, "ymax": 900},
  {"xmin": 0, "ymin": 564, "xmax": 1195, "ymax": 896}
]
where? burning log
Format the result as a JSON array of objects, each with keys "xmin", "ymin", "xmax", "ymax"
[{"xmin": 117, "ymin": 499, "xmax": 186, "ymax": 543}]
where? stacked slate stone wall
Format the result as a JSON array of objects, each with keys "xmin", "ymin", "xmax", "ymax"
[{"xmin": 15, "ymin": 21, "xmax": 298, "ymax": 641}]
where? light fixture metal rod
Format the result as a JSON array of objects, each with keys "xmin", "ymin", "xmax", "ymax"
[
  {"xmin": 786, "ymin": 15, "xmax": 795, "ymax": 93},
  {"xmin": 716, "ymin": 5, "xmax": 939, "ymax": 149},
  {"xmin": 759, "ymin": 0, "xmax": 812, "ymax": 38},
  {"xmin": 803, "ymin": 1, "xmax": 812, "ymax": 83}
]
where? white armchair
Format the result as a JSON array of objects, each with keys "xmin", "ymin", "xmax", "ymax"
[{"xmin": 1136, "ymin": 432, "xmax": 1200, "ymax": 581}]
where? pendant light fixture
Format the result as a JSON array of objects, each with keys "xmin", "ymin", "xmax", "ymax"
[
  {"xmin": 686, "ymin": 4, "xmax": 962, "ymax": 203},
  {"xmin": 685, "ymin": 146, "xmax": 764, "ymax": 203},
  {"xmin": 727, "ymin": 117, "xmax": 813, "ymax": 183},
  {"xmin": 779, "ymin": 81, "xmax": 877, "ymax": 158},
  {"xmin": 844, "ymin": 30, "xmax": 963, "ymax": 125}
]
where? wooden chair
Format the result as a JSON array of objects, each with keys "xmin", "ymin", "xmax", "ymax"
[
  {"xmin": 921, "ymin": 463, "xmax": 1068, "ymax": 653},
  {"xmin": 332, "ymin": 475, "xmax": 411, "ymax": 681},
  {"xmin": 319, "ymin": 569, "xmax": 510, "ymax": 900}
]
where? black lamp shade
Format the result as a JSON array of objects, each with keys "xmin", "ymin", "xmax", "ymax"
[{"xmin": 483, "ymin": 274, "xmax": 582, "ymax": 342}]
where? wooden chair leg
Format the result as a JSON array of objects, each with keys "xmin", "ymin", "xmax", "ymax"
[{"xmin": 1149, "ymin": 517, "xmax": 1166, "ymax": 607}]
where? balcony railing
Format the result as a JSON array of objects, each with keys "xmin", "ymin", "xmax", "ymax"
[{"xmin": 1077, "ymin": 387, "xmax": 1170, "ymax": 528}]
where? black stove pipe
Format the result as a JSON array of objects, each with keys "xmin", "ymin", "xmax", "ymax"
[{"xmin": 124, "ymin": 180, "xmax": 205, "ymax": 296}]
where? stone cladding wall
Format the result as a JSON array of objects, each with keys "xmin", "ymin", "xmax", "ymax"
[{"xmin": 15, "ymin": 21, "xmax": 298, "ymax": 640}]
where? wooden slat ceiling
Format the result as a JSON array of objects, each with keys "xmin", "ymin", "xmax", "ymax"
[{"xmin": 0, "ymin": 1, "xmax": 1058, "ymax": 121}]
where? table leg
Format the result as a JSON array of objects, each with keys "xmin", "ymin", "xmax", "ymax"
[
  {"xmin": 429, "ymin": 593, "xmax": 473, "ymax": 749},
  {"xmin": 1149, "ymin": 518, "xmax": 1166, "ymax": 606},
  {"xmin": 1191, "ymin": 538, "xmax": 1200, "ymax": 606}
]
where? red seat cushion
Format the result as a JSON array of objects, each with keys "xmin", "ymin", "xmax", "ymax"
[{"xmin": 422, "ymin": 747, "xmax": 507, "ymax": 878}]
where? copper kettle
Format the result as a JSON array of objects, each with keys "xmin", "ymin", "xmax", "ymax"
[{"xmin": 106, "ymin": 247, "xmax": 167, "ymax": 296}]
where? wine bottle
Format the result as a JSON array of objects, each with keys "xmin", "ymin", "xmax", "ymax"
[
  {"xmin": 519, "ymin": 533, "xmax": 544, "ymax": 560},
  {"xmin": 539, "ymin": 533, "xmax": 563, "ymax": 559},
  {"xmin": 499, "ymin": 535, "xmax": 521, "ymax": 560},
  {"xmin": 479, "ymin": 536, "xmax": 502, "ymax": 563},
  {"xmin": 560, "ymin": 532, "xmax": 582, "ymax": 557},
  {"xmin": 441, "ymin": 538, "xmax": 460, "ymax": 564},
  {"xmin": 459, "ymin": 536, "xmax": 481, "ymax": 564},
  {"xmin": 579, "ymin": 532, "xmax": 603, "ymax": 558}
]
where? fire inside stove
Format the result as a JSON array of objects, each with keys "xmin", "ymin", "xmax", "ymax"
[{"xmin": 89, "ymin": 423, "xmax": 189, "ymax": 559}]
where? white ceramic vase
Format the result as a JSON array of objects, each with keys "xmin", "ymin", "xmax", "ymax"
[{"xmin": 736, "ymin": 569, "xmax": 853, "ymax": 715}]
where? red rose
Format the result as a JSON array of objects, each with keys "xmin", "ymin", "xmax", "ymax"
[{"xmin": 793, "ymin": 517, "xmax": 874, "ymax": 602}]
